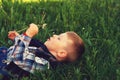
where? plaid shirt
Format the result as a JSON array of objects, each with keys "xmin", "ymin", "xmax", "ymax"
[{"xmin": 7, "ymin": 34, "xmax": 50, "ymax": 73}]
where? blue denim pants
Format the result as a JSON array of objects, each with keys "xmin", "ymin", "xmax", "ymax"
[
  {"xmin": 0, "ymin": 46, "xmax": 8, "ymax": 69},
  {"xmin": 0, "ymin": 46, "xmax": 11, "ymax": 80}
]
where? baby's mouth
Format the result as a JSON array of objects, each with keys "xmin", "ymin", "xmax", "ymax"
[
  {"xmin": 47, "ymin": 37, "xmax": 51, "ymax": 41},
  {"xmin": 47, "ymin": 38, "xmax": 50, "ymax": 41}
]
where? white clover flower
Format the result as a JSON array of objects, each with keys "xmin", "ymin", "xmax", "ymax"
[
  {"xmin": 82, "ymin": 27, "xmax": 85, "ymax": 30},
  {"xmin": 52, "ymin": 31, "xmax": 55, "ymax": 34},
  {"xmin": 42, "ymin": 23, "xmax": 47, "ymax": 29}
]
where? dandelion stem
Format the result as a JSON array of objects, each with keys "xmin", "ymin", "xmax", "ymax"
[
  {"xmin": 16, "ymin": 24, "xmax": 44, "ymax": 33},
  {"xmin": 17, "ymin": 27, "xmax": 27, "ymax": 33}
]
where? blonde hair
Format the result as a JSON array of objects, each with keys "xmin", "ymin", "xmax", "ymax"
[{"xmin": 65, "ymin": 31, "xmax": 85, "ymax": 62}]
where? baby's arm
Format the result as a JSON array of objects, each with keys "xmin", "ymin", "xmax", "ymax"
[
  {"xmin": 8, "ymin": 23, "xmax": 39, "ymax": 40},
  {"xmin": 7, "ymin": 23, "xmax": 39, "ymax": 63}
]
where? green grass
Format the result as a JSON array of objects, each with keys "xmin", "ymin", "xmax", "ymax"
[{"xmin": 0, "ymin": 0, "xmax": 120, "ymax": 80}]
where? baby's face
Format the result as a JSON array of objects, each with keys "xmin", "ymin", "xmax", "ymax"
[{"xmin": 44, "ymin": 32, "xmax": 72, "ymax": 56}]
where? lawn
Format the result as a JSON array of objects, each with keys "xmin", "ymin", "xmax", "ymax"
[
  {"xmin": 0, "ymin": 0, "xmax": 62, "ymax": 3},
  {"xmin": 0, "ymin": 0, "xmax": 120, "ymax": 80}
]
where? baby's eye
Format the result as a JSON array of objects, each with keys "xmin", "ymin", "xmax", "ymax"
[{"xmin": 58, "ymin": 37, "xmax": 60, "ymax": 40}]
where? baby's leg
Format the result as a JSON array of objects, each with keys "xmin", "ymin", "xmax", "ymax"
[
  {"xmin": 0, "ymin": 69, "xmax": 12, "ymax": 80},
  {"xmin": 0, "ymin": 47, "xmax": 8, "ymax": 69}
]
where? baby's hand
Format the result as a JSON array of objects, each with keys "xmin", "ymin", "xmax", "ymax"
[
  {"xmin": 25, "ymin": 23, "xmax": 39, "ymax": 38},
  {"xmin": 8, "ymin": 31, "xmax": 19, "ymax": 40}
]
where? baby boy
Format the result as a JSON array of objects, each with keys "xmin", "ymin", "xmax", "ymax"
[{"xmin": 0, "ymin": 23, "xmax": 85, "ymax": 80}]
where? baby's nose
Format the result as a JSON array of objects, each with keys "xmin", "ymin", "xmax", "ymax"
[{"xmin": 53, "ymin": 35, "xmax": 57, "ymax": 38}]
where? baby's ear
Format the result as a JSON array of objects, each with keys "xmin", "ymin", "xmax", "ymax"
[{"xmin": 57, "ymin": 50, "xmax": 67, "ymax": 59}]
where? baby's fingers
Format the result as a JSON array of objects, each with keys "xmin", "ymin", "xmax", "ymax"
[{"xmin": 8, "ymin": 31, "xmax": 19, "ymax": 36}]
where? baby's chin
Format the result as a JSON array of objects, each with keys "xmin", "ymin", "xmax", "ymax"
[
  {"xmin": 44, "ymin": 41, "xmax": 47, "ymax": 45},
  {"xmin": 44, "ymin": 41, "xmax": 48, "ymax": 46}
]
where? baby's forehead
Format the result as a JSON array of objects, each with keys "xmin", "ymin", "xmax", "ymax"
[
  {"xmin": 61, "ymin": 33, "xmax": 73, "ymax": 42},
  {"xmin": 58, "ymin": 32, "xmax": 65, "ymax": 36},
  {"xmin": 59, "ymin": 33, "xmax": 70, "ymax": 38}
]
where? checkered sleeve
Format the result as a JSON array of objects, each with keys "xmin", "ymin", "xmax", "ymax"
[
  {"xmin": 7, "ymin": 34, "xmax": 50, "ymax": 73},
  {"xmin": 7, "ymin": 34, "xmax": 32, "ymax": 63},
  {"xmin": 15, "ymin": 34, "xmax": 31, "ymax": 47}
]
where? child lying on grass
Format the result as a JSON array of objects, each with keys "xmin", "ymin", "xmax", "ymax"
[{"xmin": 0, "ymin": 23, "xmax": 85, "ymax": 80}]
